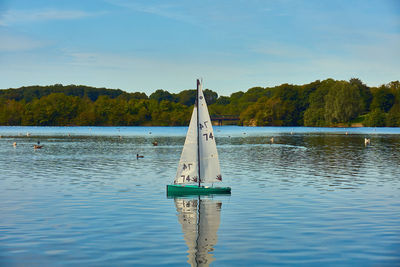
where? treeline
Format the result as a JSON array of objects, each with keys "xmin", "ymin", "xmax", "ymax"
[
  {"xmin": 0, "ymin": 84, "xmax": 217, "ymax": 126},
  {"xmin": 222, "ymin": 78, "xmax": 400, "ymax": 127},
  {"xmin": 0, "ymin": 79, "xmax": 399, "ymax": 127}
]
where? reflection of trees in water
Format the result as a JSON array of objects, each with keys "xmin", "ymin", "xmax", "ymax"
[
  {"xmin": 302, "ymin": 134, "xmax": 400, "ymax": 186},
  {"xmin": 218, "ymin": 134, "xmax": 400, "ymax": 190},
  {"xmin": 359, "ymin": 136, "xmax": 400, "ymax": 183},
  {"xmin": 302, "ymin": 135, "xmax": 367, "ymax": 188}
]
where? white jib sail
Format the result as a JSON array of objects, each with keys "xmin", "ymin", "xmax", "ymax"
[
  {"xmin": 197, "ymin": 83, "xmax": 222, "ymax": 183},
  {"xmin": 174, "ymin": 105, "xmax": 199, "ymax": 184}
]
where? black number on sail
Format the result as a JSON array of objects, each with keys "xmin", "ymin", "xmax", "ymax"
[
  {"xmin": 181, "ymin": 175, "xmax": 190, "ymax": 182},
  {"xmin": 182, "ymin": 163, "xmax": 192, "ymax": 170},
  {"xmin": 199, "ymin": 121, "xmax": 208, "ymax": 130},
  {"xmin": 203, "ymin": 132, "xmax": 214, "ymax": 141},
  {"xmin": 199, "ymin": 121, "xmax": 209, "ymax": 131}
]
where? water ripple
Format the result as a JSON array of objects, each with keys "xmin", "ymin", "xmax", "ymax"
[{"xmin": 1, "ymin": 127, "xmax": 400, "ymax": 266}]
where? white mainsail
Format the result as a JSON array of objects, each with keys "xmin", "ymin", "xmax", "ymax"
[
  {"xmin": 174, "ymin": 80, "xmax": 222, "ymax": 184},
  {"xmin": 197, "ymin": 82, "xmax": 222, "ymax": 183},
  {"xmin": 174, "ymin": 198, "xmax": 222, "ymax": 267}
]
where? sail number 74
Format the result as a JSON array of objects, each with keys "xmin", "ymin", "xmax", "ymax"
[{"xmin": 203, "ymin": 132, "xmax": 214, "ymax": 141}]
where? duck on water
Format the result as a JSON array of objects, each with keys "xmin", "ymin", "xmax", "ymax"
[{"xmin": 34, "ymin": 141, "xmax": 43, "ymax": 149}]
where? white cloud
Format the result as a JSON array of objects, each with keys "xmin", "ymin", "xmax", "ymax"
[
  {"xmin": 0, "ymin": 33, "xmax": 45, "ymax": 51},
  {"xmin": 105, "ymin": 0, "xmax": 197, "ymax": 24},
  {"xmin": 0, "ymin": 9, "xmax": 104, "ymax": 26}
]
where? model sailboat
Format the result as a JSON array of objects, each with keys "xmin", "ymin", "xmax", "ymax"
[{"xmin": 166, "ymin": 79, "xmax": 231, "ymax": 196}]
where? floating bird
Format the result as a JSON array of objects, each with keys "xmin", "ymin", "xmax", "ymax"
[
  {"xmin": 364, "ymin": 138, "xmax": 371, "ymax": 146},
  {"xmin": 137, "ymin": 154, "xmax": 144, "ymax": 159},
  {"xmin": 34, "ymin": 141, "xmax": 43, "ymax": 149},
  {"xmin": 13, "ymin": 142, "xmax": 17, "ymax": 147}
]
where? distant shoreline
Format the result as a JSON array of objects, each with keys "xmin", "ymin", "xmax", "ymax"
[{"xmin": 1, "ymin": 80, "xmax": 399, "ymax": 127}]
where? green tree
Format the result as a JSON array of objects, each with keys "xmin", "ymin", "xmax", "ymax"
[
  {"xmin": 0, "ymin": 99, "xmax": 24, "ymax": 125},
  {"xmin": 386, "ymin": 82, "xmax": 400, "ymax": 126},
  {"xmin": 350, "ymin": 78, "xmax": 372, "ymax": 112},
  {"xmin": 303, "ymin": 79, "xmax": 334, "ymax": 126},
  {"xmin": 303, "ymin": 107, "xmax": 326, "ymax": 126},
  {"xmin": 240, "ymin": 97, "xmax": 283, "ymax": 126},
  {"xmin": 149, "ymin": 89, "xmax": 174, "ymax": 102},
  {"xmin": 24, "ymin": 93, "xmax": 80, "ymax": 125},
  {"xmin": 203, "ymin": 89, "xmax": 218, "ymax": 105},
  {"xmin": 74, "ymin": 97, "xmax": 96, "ymax": 126},
  {"xmin": 370, "ymin": 85, "xmax": 395, "ymax": 112},
  {"xmin": 386, "ymin": 104, "xmax": 400, "ymax": 126},
  {"xmin": 324, "ymin": 81, "xmax": 363, "ymax": 124},
  {"xmin": 175, "ymin": 90, "xmax": 196, "ymax": 106},
  {"xmin": 364, "ymin": 108, "xmax": 386, "ymax": 127}
]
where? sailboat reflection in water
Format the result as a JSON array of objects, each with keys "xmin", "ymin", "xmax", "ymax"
[{"xmin": 174, "ymin": 197, "xmax": 223, "ymax": 267}]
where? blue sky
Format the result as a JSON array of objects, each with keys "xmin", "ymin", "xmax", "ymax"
[{"xmin": 0, "ymin": 0, "xmax": 399, "ymax": 96}]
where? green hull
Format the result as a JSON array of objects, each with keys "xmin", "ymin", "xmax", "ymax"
[{"xmin": 166, "ymin": 184, "xmax": 231, "ymax": 196}]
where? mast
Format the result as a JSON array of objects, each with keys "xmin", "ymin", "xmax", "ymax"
[{"xmin": 197, "ymin": 79, "xmax": 201, "ymax": 187}]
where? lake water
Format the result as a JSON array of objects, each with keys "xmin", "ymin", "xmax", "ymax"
[{"xmin": 1, "ymin": 126, "xmax": 399, "ymax": 266}]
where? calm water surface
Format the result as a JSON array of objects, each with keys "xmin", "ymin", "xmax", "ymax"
[{"xmin": 1, "ymin": 126, "xmax": 399, "ymax": 266}]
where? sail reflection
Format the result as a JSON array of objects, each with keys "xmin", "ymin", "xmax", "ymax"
[{"xmin": 174, "ymin": 197, "xmax": 222, "ymax": 267}]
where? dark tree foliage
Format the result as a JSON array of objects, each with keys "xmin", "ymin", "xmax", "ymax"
[
  {"xmin": 1, "ymin": 79, "xmax": 399, "ymax": 126},
  {"xmin": 175, "ymin": 90, "xmax": 196, "ymax": 106},
  {"xmin": 0, "ymin": 84, "xmax": 129, "ymax": 102},
  {"xmin": 350, "ymin": 78, "xmax": 372, "ymax": 111},
  {"xmin": 370, "ymin": 86, "xmax": 395, "ymax": 112},
  {"xmin": 149, "ymin": 89, "xmax": 175, "ymax": 102},
  {"xmin": 203, "ymin": 89, "xmax": 218, "ymax": 105},
  {"xmin": 216, "ymin": 96, "xmax": 230, "ymax": 105}
]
